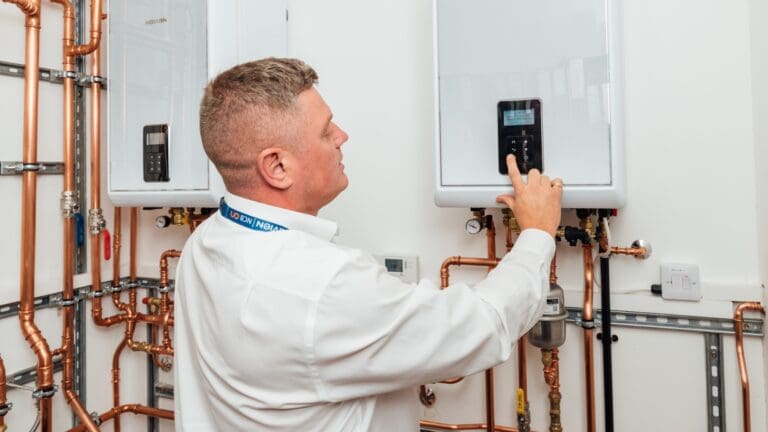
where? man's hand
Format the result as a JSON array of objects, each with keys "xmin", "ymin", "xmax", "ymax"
[{"xmin": 496, "ymin": 155, "xmax": 562, "ymax": 237}]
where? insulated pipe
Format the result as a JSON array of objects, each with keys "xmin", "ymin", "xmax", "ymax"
[
  {"xmin": 8, "ymin": 4, "xmax": 56, "ymax": 430},
  {"xmin": 734, "ymin": 302, "xmax": 765, "ymax": 432},
  {"xmin": 582, "ymin": 244, "xmax": 596, "ymax": 432},
  {"xmin": 599, "ymin": 255, "xmax": 614, "ymax": 432}
]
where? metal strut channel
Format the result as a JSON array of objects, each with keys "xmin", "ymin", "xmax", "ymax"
[
  {"xmin": 704, "ymin": 333, "xmax": 726, "ymax": 432},
  {"xmin": 566, "ymin": 307, "xmax": 763, "ymax": 337}
]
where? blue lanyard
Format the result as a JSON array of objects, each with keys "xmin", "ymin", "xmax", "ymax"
[{"xmin": 219, "ymin": 198, "xmax": 288, "ymax": 233}]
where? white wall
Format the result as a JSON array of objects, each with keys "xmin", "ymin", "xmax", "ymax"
[
  {"xmin": 749, "ymin": 0, "xmax": 768, "ymax": 421},
  {"xmin": 0, "ymin": 0, "xmax": 765, "ymax": 431}
]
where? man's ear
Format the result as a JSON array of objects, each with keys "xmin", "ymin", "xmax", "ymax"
[{"xmin": 257, "ymin": 147, "xmax": 294, "ymax": 190}]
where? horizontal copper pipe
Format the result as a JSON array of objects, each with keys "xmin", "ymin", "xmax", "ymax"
[
  {"xmin": 609, "ymin": 246, "xmax": 646, "ymax": 257},
  {"xmin": 419, "ymin": 420, "xmax": 522, "ymax": 432},
  {"xmin": 734, "ymin": 302, "xmax": 765, "ymax": 432},
  {"xmin": 440, "ymin": 257, "xmax": 501, "ymax": 287},
  {"xmin": 68, "ymin": 404, "xmax": 174, "ymax": 432}
]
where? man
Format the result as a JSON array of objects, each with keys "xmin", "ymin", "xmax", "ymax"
[{"xmin": 174, "ymin": 58, "xmax": 562, "ymax": 431}]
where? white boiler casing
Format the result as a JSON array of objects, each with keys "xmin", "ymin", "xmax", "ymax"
[
  {"xmin": 107, "ymin": 0, "xmax": 288, "ymax": 207},
  {"xmin": 433, "ymin": 0, "xmax": 626, "ymax": 209}
]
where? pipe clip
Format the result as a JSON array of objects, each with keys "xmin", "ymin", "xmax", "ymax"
[
  {"xmin": 88, "ymin": 208, "xmax": 106, "ymax": 235},
  {"xmin": 158, "ymin": 282, "xmax": 175, "ymax": 294},
  {"xmin": 123, "ymin": 281, "xmax": 139, "ymax": 290},
  {"xmin": 581, "ymin": 319, "xmax": 595, "ymax": 329},
  {"xmin": 0, "ymin": 402, "xmax": 12, "ymax": 416},
  {"xmin": 90, "ymin": 411, "xmax": 102, "ymax": 426},
  {"xmin": 32, "ymin": 385, "xmax": 58, "ymax": 400},
  {"xmin": 61, "ymin": 191, "xmax": 79, "ymax": 218},
  {"xmin": 77, "ymin": 74, "xmax": 106, "ymax": 86},
  {"xmin": 58, "ymin": 297, "xmax": 77, "ymax": 308}
]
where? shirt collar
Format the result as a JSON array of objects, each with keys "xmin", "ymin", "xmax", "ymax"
[{"xmin": 222, "ymin": 192, "xmax": 339, "ymax": 241}]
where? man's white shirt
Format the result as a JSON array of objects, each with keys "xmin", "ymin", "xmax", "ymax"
[{"xmin": 174, "ymin": 192, "xmax": 555, "ymax": 431}]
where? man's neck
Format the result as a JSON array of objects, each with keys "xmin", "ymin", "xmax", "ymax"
[{"xmin": 228, "ymin": 189, "xmax": 319, "ymax": 216}]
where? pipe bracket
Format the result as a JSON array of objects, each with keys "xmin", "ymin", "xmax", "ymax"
[
  {"xmin": 32, "ymin": 385, "xmax": 58, "ymax": 400},
  {"xmin": 0, "ymin": 161, "xmax": 64, "ymax": 175},
  {"xmin": 0, "ymin": 402, "xmax": 12, "ymax": 416},
  {"xmin": 76, "ymin": 74, "xmax": 105, "ymax": 86},
  {"xmin": 58, "ymin": 297, "xmax": 77, "ymax": 308}
]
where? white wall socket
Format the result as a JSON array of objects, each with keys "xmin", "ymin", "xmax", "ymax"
[{"xmin": 660, "ymin": 263, "xmax": 701, "ymax": 301}]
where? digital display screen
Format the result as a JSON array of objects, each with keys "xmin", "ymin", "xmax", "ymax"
[
  {"xmin": 147, "ymin": 132, "xmax": 166, "ymax": 146},
  {"xmin": 384, "ymin": 258, "xmax": 404, "ymax": 273},
  {"xmin": 503, "ymin": 109, "xmax": 535, "ymax": 127}
]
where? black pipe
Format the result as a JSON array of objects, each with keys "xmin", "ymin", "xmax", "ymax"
[{"xmin": 600, "ymin": 255, "xmax": 614, "ymax": 432}]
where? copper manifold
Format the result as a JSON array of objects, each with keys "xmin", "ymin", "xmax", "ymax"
[{"xmin": 734, "ymin": 302, "xmax": 765, "ymax": 432}]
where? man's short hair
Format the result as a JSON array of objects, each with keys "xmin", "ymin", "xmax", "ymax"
[{"xmin": 199, "ymin": 58, "xmax": 318, "ymax": 190}]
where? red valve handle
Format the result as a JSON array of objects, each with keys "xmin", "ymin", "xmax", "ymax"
[{"xmin": 103, "ymin": 229, "xmax": 111, "ymax": 260}]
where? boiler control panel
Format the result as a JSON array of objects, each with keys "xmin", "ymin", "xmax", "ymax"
[{"xmin": 497, "ymin": 99, "xmax": 542, "ymax": 175}]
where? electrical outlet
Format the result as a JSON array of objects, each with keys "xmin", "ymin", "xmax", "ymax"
[{"xmin": 660, "ymin": 263, "xmax": 701, "ymax": 301}]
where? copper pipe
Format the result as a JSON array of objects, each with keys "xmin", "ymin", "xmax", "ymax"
[
  {"xmin": 66, "ymin": 0, "xmax": 102, "ymax": 56},
  {"xmin": 48, "ymin": 2, "xmax": 98, "ymax": 429},
  {"xmin": 734, "ymin": 302, "xmax": 765, "ymax": 432},
  {"xmin": 419, "ymin": 420, "xmax": 522, "ymax": 432},
  {"xmin": 11, "ymin": 6, "xmax": 56, "ymax": 431},
  {"xmin": 485, "ymin": 368, "xmax": 495, "ymax": 432},
  {"xmin": 440, "ymin": 256, "xmax": 501, "ymax": 287},
  {"xmin": 3, "ymin": 0, "xmax": 39, "ymax": 14},
  {"xmin": 68, "ymin": 404, "xmax": 174, "ymax": 432},
  {"xmin": 582, "ymin": 244, "xmax": 596, "ymax": 432},
  {"xmin": 542, "ymin": 349, "xmax": 562, "ymax": 432},
  {"xmin": 0, "ymin": 355, "xmax": 6, "ymax": 430},
  {"xmin": 609, "ymin": 246, "xmax": 646, "ymax": 257},
  {"xmin": 112, "ymin": 337, "xmax": 128, "ymax": 432}
]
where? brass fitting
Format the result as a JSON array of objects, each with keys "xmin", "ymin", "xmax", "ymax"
[
  {"xmin": 501, "ymin": 208, "xmax": 520, "ymax": 233},
  {"xmin": 579, "ymin": 216, "xmax": 595, "ymax": 239},
  {"xmin": 169, "ymin": 208, "xmax": 189, "ymax": 226}
]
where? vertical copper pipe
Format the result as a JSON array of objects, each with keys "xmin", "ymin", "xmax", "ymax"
[
  {"xmin": 112, "ymin": 337, "xmax": 128, "ymax": 432},
  {"xmin": 734, "ymin": 302, "xmax": 765, "ymax": 432},
  {"xmin": 582, "ymin": 244, "xmax": 596, "ymax": 432},
  {"xmin": 484, "ymin": 369, "xmax": 495, "ymax": 432},
  {"xmin": 48, "ymin": 2, "xmax": 97, "ymax": 430},
  {"xmin": 11, "ymin": 6, "xmax": 56, "ymax": 431},
  {"xmin": 0, "ymin": 354, "xmax": 6, "ymax": 431}
]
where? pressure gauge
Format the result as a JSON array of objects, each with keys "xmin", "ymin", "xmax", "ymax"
[
  {"xmin": 155, "ymin": 215, "xmax": 171, "ymax": 228},
  {"xmin": 465, "ymin": 218, "xmax": 483, "ymax": 234}
]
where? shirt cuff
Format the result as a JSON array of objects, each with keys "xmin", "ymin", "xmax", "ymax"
[{"xmin": 503, "ymin": 228, "xmax": 556, "ymax": 264}]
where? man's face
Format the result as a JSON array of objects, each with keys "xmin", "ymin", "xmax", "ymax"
[{"xmin": 292, "ymin": 87, "xmax": 349, "ymax": 214}]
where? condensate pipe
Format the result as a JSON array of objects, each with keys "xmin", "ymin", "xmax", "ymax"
[
  {"xmin": 734, "ymin": 302, "xmax": 765, "ymax": 432},
  {"xmin": 582, "ymin": 243, "xmax": 596, "ymax": 432},
  {"xmin": 6, "ymin": 2, "xmax": 56, "ymax": 430}
]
